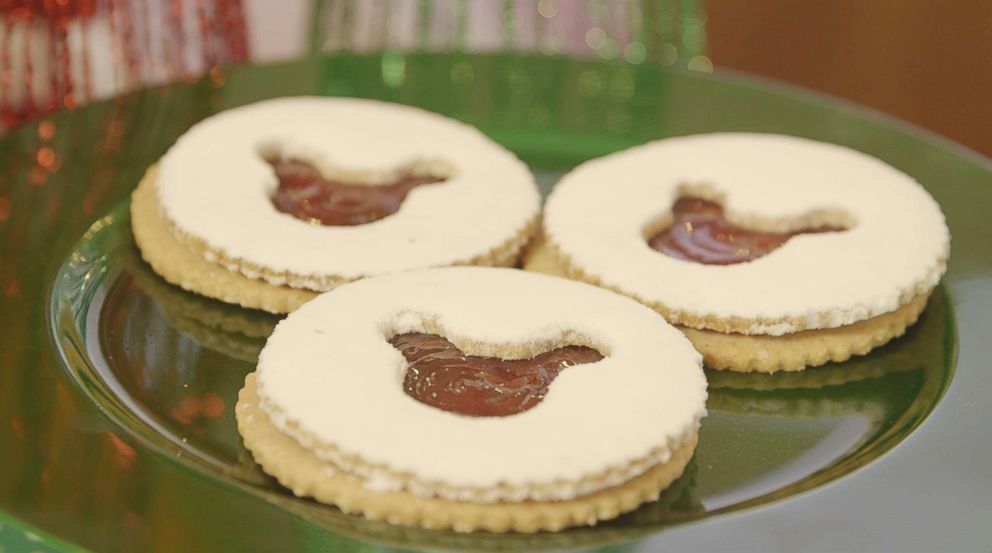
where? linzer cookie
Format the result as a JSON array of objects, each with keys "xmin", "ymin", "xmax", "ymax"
[
  {"xmin": 236, "ymin": 267, "xmax": 706, "ymax": 532},
  {"xmin": 132, "ymin": 97, "xmax": 540, "ymax": 313},
  {"xmin": 535, "ymin": 133, "xmax": 950, "ymax": 372}
]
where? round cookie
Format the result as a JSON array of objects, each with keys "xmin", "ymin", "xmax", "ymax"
[
  {"xmin": 133, "ymin": 97, "xmax": 540, "ymax": 313},
  {"xmin": 538, "ymin": 133, "xmax": 950, "ymax": 372},
  {"xmin": 236, "ymin": 267, "xmax": 706, "ymax": 532}
]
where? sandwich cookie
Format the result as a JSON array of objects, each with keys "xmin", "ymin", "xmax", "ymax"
[
  {"xmin": 132, "ymin": 97, "xmax": 540, "ymax": 313},
  {"xmin": 236, "ymin": 267, "xmax": 706, "ymax": 532},
  {"xmin": 534, "ymin": 133, "xmax": 949, "ymax": 372}
]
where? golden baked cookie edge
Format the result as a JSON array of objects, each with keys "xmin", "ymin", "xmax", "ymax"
[{"xmin": 236, "ymin": 373, "xmax": 697, "ymax": 533}]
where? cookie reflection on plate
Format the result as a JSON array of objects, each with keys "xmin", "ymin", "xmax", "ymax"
[{"xmin": 125, "ymin": 243, "xmax": 279, "ymax": 363}]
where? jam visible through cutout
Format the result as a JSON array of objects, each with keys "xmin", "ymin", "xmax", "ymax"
[
  {"xmin": 391, "ymin": 333, "xmax": 603, "ymax": 417},
  {"xmin": 269, "ymin": 159, "xmax": 446, "ymax": 226},
  {"xmin": 648, "ymin": 197, "xmax": 844, "ymax": 265}
]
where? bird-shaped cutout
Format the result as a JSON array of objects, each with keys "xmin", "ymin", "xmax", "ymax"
[
  {"xmin": 390, "ymin": 333, "xmax": 604, "ymax": 417},
  {"xmin": 648, "ymin": 197, "xmax": 845, "ymax": 265},
  {"xmin": 268, "ymin": 158, "xmax": 446, "ymax": 226}
]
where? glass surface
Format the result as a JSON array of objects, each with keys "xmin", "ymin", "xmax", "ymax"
[{"xmin": 2, "ymin": 53, "xmax": 990, "ymax": 552}]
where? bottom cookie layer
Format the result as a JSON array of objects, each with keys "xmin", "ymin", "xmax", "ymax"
[
  {"xmin": 236, "ymin": 373, "xmax": 697, "ymax": 533},
  {"xmin": 131, "ymin": 166, "xmax": 536, "ymax": 314},
  {"xmin": 681, "ymin": 292, "xmax": 929, "ymax": 372},
  {"xmin": 523, "ymin": 237, "xmax": 932, "ymax": 372}
]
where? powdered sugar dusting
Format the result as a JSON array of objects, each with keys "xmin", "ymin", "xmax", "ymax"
[
  {"xmin": 544, "ymin": 133, "xmax": 949, "ymax": 334},
  {"xmin": 255, "ymin": 267, "xmax": 706, "ymax": 494},
  {"xmin": 157, "ymin": 97, "xmax": 540, "ymax": 284}
]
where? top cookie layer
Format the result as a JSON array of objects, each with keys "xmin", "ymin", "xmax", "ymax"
[
  {"xmin": 157, "ymin": 97, "xmax": 540, "ymax": 290},
  {"xmin": 255, "ymin": 267, "xmax": 706, "ymax": 498},
  {"xmin": 544, "ymin": 133, "xmax": 949, "ymax": 335}
]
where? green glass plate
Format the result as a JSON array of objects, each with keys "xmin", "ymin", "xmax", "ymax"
[{"xmin": 3, "ymin": 54, "xmax": 991, "ymax": 552}]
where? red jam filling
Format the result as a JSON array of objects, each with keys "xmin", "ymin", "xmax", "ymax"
[
  {"xmin": 391, "ymin": 333, "xmax": 603, "ymax": 417},
  {"xmin": 268, "ymin": 159, "xmax": 445, "ymax": 226},
  {"xmin": 648, "ymin": 197, "xmax": 843, "ymax": 265}
]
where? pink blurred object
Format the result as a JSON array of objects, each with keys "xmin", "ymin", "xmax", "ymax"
[{"xmin": 0, "ymin": 0, "xmax": 249, "ymax": 131}]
